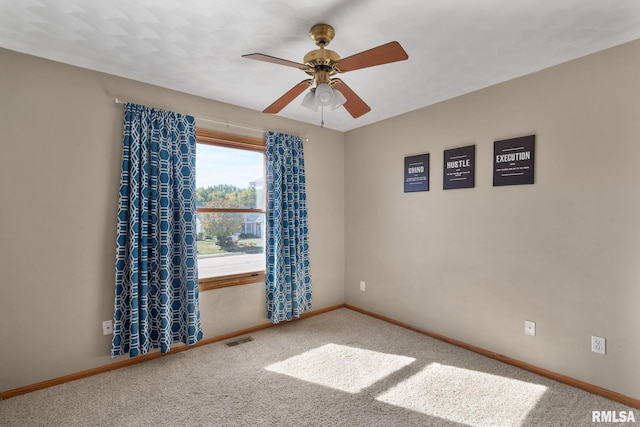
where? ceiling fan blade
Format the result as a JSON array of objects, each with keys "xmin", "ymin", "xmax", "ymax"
[
  {"xmin": 263, "ymin": 79, "xmax": 313, "ymax": 114},
  {"xmin": 242, "ymin": 53, "xmax": 307, "ymax": 70},
  {"xmin": 336, "ymin": 41, "xmax": 408, "ymax": 72},
  {"xmin": 332, "ymin": 79, "xmax": 371, "ymax": 118}
]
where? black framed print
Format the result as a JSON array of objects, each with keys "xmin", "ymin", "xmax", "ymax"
[
  {"xmin": 443, "ymin": 145, "xmax": 475, "ymax": 190},
  {"xmin": 493, "ymin": 135, "xmax": 535, "ymax": 186},
  {"xmin": 404, "ymin": 153, "xmax": 429, "ymax": 192}
]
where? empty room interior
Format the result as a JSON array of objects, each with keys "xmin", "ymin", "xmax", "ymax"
[{"xmin": 1, "ymin": 1, "xmax": 639, "ymax": 425}]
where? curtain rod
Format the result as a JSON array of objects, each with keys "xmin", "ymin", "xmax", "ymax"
[{"xmin": 114, "ymin": 98, "xmax": 308, "ymax": 140}]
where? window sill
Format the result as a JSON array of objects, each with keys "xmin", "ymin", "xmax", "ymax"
[{"xmin": 198, "ymin": 271, "xmax": 266, "ymax": 291}]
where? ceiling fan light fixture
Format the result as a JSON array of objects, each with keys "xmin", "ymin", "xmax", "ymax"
[
  {"xmin": 302, "ymin": 84, "xmax": 345, "ymax": 113},
  {"xmin": 330, "ymin": 88, "xmax": 347, "ymax": 110},
  {"xmin": 301, "ymin": 90, "xmax": 319, "ymax": 111},
  {"xmin": 315, "ymin": 83, "xmax": 334, "ymax": 106}
]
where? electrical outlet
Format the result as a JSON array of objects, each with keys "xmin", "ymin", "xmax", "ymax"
[
  {"xmin": 102, "ymin": 320, "xmax": 113, "ymax": 336},
  {"xmin": 359, "ymin": 281, "xmax": 365, "ymax": 291},
  {"xmin": 524, "ymin": 320, "xmax": 536, "ymax": 336},
  {"xmin": 591, "ymin": 336, "xmax": 606, "ymax": 355}
]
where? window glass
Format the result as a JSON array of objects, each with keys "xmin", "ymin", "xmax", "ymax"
[
  {"xmin": 196, "ymin": 144, "xmax": 264, "ymax": 209},
  {"xmin": 196, "ymin": 143, "xmax": 265, "ymax": 282},
  {"xmin": 196, "ymin": 212, "xmax": 265, "ymax": 277}
]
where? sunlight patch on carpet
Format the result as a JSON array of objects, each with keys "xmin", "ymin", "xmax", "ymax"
[
  {"xmin": 376, "ymin": 363, "xmax": 548, "ymax": 427},
  {"xmin": 264, "ymin": 343, "xmax": 415, "ymax": 393}
]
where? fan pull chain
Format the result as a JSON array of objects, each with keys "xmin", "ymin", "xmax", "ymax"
[{"xmin": 320, "ymin": 106, "xmax": 325, "ymax": 128}]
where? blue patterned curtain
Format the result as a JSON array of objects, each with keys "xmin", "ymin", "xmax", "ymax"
[
  {"xmin": 265, "ymin": 131, "xmax": 312, "ymax": 323},
  {"xmin": 112, "ymin": 103, "xmax": 202, "ymax": 358}
]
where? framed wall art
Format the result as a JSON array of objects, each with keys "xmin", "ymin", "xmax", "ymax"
[
  {"xmin": 493, "ymin": 135, "xmax": 535, "ymax": 186},
  {"xmin": 443, "ymin": 145, "xmax": 475, "ymax": 190},
  {"xmin": 404, "ymin": 153, "xmax": 429, "ymax": 192}
]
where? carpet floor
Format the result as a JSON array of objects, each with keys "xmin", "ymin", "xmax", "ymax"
[{"xmin": 0, "ymin": 308, "xmax": 636, "ymax": 426}]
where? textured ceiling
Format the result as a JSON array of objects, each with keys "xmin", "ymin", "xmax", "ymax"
[{"xmin": 1, "ymin": 0, "xmax": 640, "ymax": 132}]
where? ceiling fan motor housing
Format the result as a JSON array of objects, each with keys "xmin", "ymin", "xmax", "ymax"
[
  {"xmin": 305, "ymin": 23, "xmax": 341, "ymax": 84},
  {"xmin": 304, "ymin": 49, "xmax": 340, "ymax": 81}
]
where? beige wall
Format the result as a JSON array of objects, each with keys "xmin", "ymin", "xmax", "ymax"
[
  {"xmin": 0, "ymin": 48, "xmax": 345, "ymax": 392},
  {"xmin": 344, "ymin": 39, "xmax": 640, "ymax": 399}
]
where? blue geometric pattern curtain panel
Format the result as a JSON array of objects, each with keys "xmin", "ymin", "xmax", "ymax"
[
  {"xmin": 265, "ymin": 131, "xmax": 312, "ymax": 323},
  {"xmin": 112, "ymin": 103, "xmax": 202, "ymax": 358}
]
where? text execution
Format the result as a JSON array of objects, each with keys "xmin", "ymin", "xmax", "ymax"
[{"xmin": 496, "ymin": 151, "xmax": 531, "ymax": 163}]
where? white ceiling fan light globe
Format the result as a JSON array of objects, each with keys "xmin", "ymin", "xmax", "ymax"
[
  {"xmin": 330, "ymin": 88, "xmax": 347, "ymax": 110},
  {"xmin": 301, "ymin": 90, "xmax": 319, "ymax": 111},
  {"xmin": 315, "ymin": 83, "xmax": 334, "ymax": 106}
]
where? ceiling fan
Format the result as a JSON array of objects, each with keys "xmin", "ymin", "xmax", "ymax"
[{"xmin": 242, "ymin": 23, "xmax": 409, "ymax": 119}]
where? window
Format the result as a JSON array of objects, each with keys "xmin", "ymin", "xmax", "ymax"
[{"xmin": 195, "ymin": 129, "xmax": 266, "ymax": 291}]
